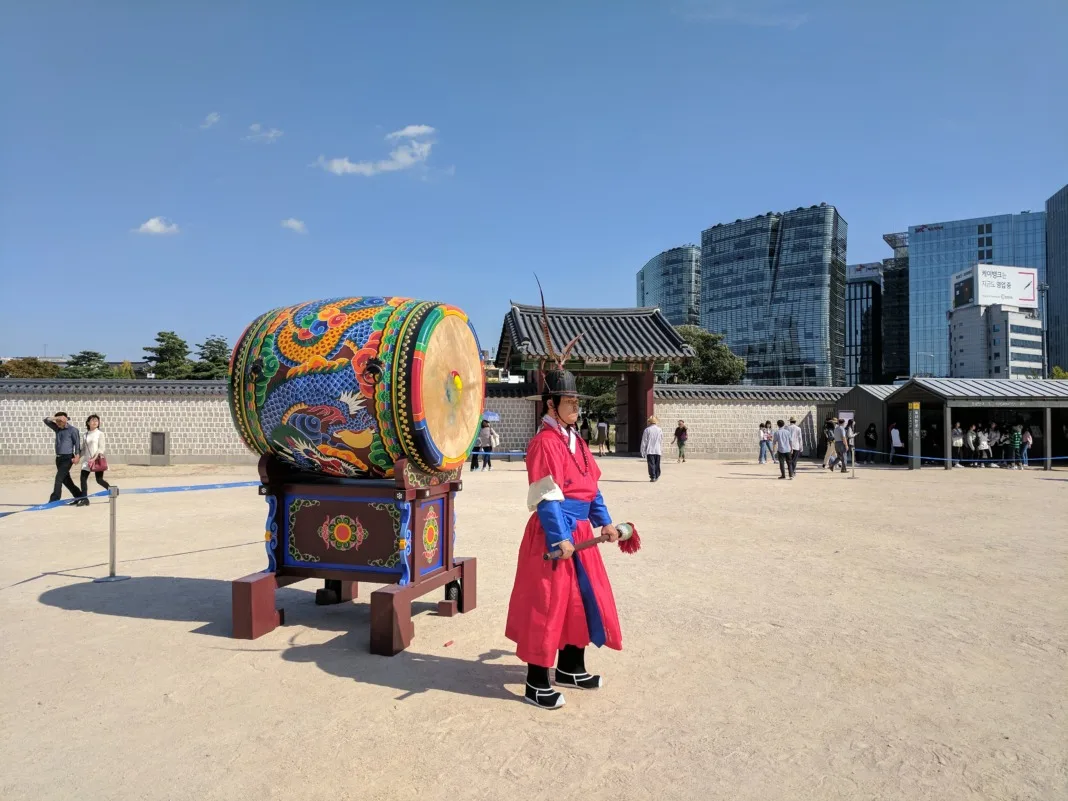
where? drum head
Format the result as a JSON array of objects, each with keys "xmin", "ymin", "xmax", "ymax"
[{"xmin": 417, "ymin": 310, "xmax": 485, "ymax": 469}]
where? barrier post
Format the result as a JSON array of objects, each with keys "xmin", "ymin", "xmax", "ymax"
[{"xmin": 94, "ymin": 486, "xmax": 130, "ymax": 584}]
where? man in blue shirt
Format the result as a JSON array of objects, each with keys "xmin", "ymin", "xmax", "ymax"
[{"xmin": 44, "ymin": 412, "xmax": 88, "ymax": 506}]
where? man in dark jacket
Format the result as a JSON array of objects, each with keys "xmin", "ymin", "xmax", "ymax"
[{"xmin": 44, "ymin": 412, "xmax": 88, "ymax": 506}]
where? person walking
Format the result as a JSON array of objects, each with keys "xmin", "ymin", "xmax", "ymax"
[
  {"xmin": 773, "ymin": 420, "xmax": 794, "ymax": 479},
  {"xmin": 44, "ymin": 412, "xmax": 88, "ymax": 506},
  {"xmin": 640, "ymin": 416, "xmax": 664, "ymax": 482},
  {"xmin": 595, "ymin": 417, "xmax": 609, "ymax": 457},
  {"xmin": 787, "ymin": 416, "xmax": 803, "ymax": 475},
  {"xmin": 845, "ymin": 419, "xmax": 857, "ymax": 467},
  {"xmin": 889, "ymin": 423, "xmax": 905, "ymax": 465},
  {"xmin": 964, "ymin": 424, "xmax": 978, "ymax": 467},
  {"xmin": 828, "ymin": 418, "xmax": 848, "ymax": 474},
  {"xmin": 758, "ymin": 423, "xmax": 769, "ymax": 464},
  {"xmin": 470, "ymin": 419, "xmax": 499, "ymax": 471},
  {"xmin": 1021, "ymin": 426, "xmax": 1033, "ymax": 468},
  {"xmin": 671, "ymin": 420, "xmax": 688, "ymax": 463},
  {"xmin": 821, "ymin": 416, "xmax": 837, "ymax": 468},
  {"xmin": 976, "ymin": 426, "xmax": 992, "ymax": 466},
  {"xmin": 1010, "ymin": 425, "xmax": 1023, "ymax": 470},
  {"xmin": 864, "ymin": 423, "xmax": 878, "ymax": 464},
  {"xmin": 79, "ymin": 414, "xmax": 111, "ymax": 498},
  {"xmin": 951, "ymin": 422, "xmax": 964, "ymax": 467}
]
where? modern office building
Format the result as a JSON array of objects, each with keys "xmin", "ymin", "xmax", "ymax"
[
  {"xmin": 948, "ymin": 265, "xmax": 1044, "ymax": 379},
  {"xmin": 908, "ymin": 211, "xmax": 1046, "ymax": 377},
  {"xmin": 845, "ymin": 263, "xmax": 883, "ymax": 385},
  {"xmin": 880, "ymin": 232, "xmax": 911, "ymax": 381},
  {"xmin": 636, "ymin": 245, "xmax": 701, "ymax": 326},
  {"xmin": 701, "ymin": 204, "xmax": 847, "ymax": 386},
  {"xmin": 1046, "ymin": 184, "xmax": 1068, "ymax": 373}
]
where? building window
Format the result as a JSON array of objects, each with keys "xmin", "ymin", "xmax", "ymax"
[
  {"xmin": 1010, "ymin": 324, "xmax": 1042, "ymax": 336},
  {"xmin": 1012, "ymin": 352, "xmax": 1044, "ymax": 363},
  {"xmin": 993, "ymin": 352, "xmax": 1000, "ymax": 359},
  {"xmin": 986, "ymin": 223, "xmax": 992, "ymax": 233},
  {"xmin": 992, "ymin": 325, "xmax": 1001, "ymax": 332},
  {"xmin": 977, "ymin": 224, "xmax": 984, "ymax": 234},
  {"xmin": 978, "ymin": 250, "xmax": 985, "ymax": 260},
  {"xmin": 993, "ymin": 338, "xmax": 1000, "ymax": 345},
  {"xmin": 1010, "ymin": 338, "xmax": 1040, "ymax": 349},
  {"xmin": 994, "ymin": 366, "xmax": 1000, "ymax": 373},
  {"xmin": 986, "ymin": 237, "xmax": 993, "ymax": 247}
]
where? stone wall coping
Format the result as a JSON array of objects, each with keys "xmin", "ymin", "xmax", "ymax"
[
  {"xmin": 654, "ymin": 384, "xmax": 850, "ymax": 402},
  {"xmin": 0, "ymin": 379, "xmax": 227, "ymax": 396}
]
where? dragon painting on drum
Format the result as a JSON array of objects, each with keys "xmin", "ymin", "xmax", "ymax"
[{"xmin": 228, "ymin": 296, "xmax": 486, "ymax": 480}]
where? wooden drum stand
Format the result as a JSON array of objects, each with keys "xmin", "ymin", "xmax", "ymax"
[{"xmin": 231, "ymin": 454, "xmax": 476, "ymax": 655}]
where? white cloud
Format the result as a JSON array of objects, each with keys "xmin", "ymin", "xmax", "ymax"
[
  {"xmin": 385, "ymin": 124, "xmax": 436, "ymax": 140},
  {"xmin": 200, "ymin": 112, "xmax": 221, "ymax": 129},
  {"xmin": 281, "ymin": 218, "xmax": 307, "ymax": 234},
  {"xmin": 245, "ymin": 123, "xmax": 284, "ymax": 143},
  {"xmin": 135, "ymin": 217, "xmax": 179, "ymax": 235},
  {"xmin": 314, "ymin": 127, "xmax": 435, "ymax": 177}
]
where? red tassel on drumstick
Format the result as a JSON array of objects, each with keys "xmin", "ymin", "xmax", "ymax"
[{"xmin": 544, "ymin": 522, "xmax": 641, "ymax": 560}]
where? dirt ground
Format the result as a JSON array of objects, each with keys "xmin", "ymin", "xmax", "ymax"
[{"xmin": 0, "ymin": 458, "xmax": 1065, "ymax": 801}]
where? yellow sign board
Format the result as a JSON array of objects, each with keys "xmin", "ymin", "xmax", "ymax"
[{"xmin": 908, "ymin": 402, "xmax": 920, "ymax": 410}]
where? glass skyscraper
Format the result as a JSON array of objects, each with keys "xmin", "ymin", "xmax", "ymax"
[
  {"xmin": 1047, "ymin": 184, "xmax": 1068, "ymax": 373},
  {"xmin": 636, "ymin": 245, "xmax": 701, "ymax": 326},
  {"xmin": 880, "ymin": 232, "xmax": 910, "ymax": 381},
  {"xmin": 845, "ymin": 264, "xmax": 882, "ymax": 385},
  {"xmin": 908, "ymin": 211, "xmax": 1046, "ymax": 376},
  {"xmin": 700, "ymin": 204, "xmax": 847, "ymax": 386}
]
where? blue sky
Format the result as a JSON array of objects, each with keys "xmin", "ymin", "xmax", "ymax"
[{"xmin": 2, "ymin": 0, "xmax": 1066, "ymax": 361}]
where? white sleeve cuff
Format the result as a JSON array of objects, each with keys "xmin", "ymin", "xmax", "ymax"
[{"xmin": 526, "ymin": 475, "xmax": 564, "ymax": 511}]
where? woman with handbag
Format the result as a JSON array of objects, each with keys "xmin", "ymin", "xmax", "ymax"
[{"xmin": 80, "ymin": 414, "xmax": 111, "ymax": 499}]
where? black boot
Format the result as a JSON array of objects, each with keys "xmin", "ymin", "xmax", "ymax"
[
  {"xmin": 524, "ymin": 664, "xmax": 565, "ymax": 709},
  {"xmin": 555, "ymin": 645, "xmax": 602, "ymax": 689}
]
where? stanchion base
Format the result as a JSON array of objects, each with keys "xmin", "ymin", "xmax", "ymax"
[{"xmin": 93, "ymin": 575, "xmax": 131, "ymax": 583}]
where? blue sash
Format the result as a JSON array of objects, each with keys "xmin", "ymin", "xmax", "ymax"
[{"xmin": 558, "ymin": 497, "xmax": 606, "ymax": 648}]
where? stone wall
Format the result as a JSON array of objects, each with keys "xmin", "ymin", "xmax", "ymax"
[
  {"xmin": 0, "ymin": 380, "xmax": 539, "ymax": 466},
  {"xmin": 654, "ymin": 400, "xmax": 822, "ymax": 458},
  {"xmin": 0, "ymin": 380, "xmax": 841, "ymax": 465},
  {"xmin": 481, "ymin": 395, "xmax": 536, "ymax": 454},
  {"xmin": 0, "ymin": 381, "xmax": 254, "ymax": 465}
]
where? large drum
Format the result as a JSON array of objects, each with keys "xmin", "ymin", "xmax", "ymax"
[{"xmin": 229, "ymin": 297, "xmax": 485, "ymax": 479}]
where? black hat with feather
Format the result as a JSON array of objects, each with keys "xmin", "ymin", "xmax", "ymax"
[{"xmin": 526, "ymin": 275, "xmax": 593, "ymax": 400}]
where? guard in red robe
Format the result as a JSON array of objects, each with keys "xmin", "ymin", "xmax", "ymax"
[{"xmin": 505, "ymin": 367, "xmax": 623, "ymax": 709}]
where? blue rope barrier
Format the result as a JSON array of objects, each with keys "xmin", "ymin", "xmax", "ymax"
[{"xmin": 850, "ymin": 447, "xmax": 1067, "ymax": 464}]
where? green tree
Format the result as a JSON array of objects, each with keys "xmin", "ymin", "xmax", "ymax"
[
  {"xmin": 112, "ymin": 360, "xmax": 137, "ymax": 379},
  {"xmin": 143, "ymin": 331, "xmax": 192, "ymax": 379},
  {"xmin": 671, "ymin": 325, "xmax": 745, "ymax": 385},
  {"xmin": 577, "ymin": 376, "xmax": 616, "ymax": 421},
  {"xmin": 189, "ymin": 335, "xmax": 231, "ymax": 380},
  {"xmin": 0, "ymin": 357, "xmax": 61, "ymax": 378},
  {"xmin": 60, "ymin": 350, "xmax": 112, "ymax": 379},
  {"xmin": 1052, "ymin": 365, "xmax": 1068, "ymax": 380}
]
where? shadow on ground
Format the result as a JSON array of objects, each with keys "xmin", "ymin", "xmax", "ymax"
[
  {"xmin": 35, "ymin": 576, "xmax": 508, "ymax": 700},
  {"xmin": 282, "ymin": 638, "xmax": 525, "ymax": 702}
]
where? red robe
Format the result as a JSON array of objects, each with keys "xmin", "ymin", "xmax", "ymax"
[{"xmin": 505, "ymin": 422, "xmax": 623, "ymax": 667}]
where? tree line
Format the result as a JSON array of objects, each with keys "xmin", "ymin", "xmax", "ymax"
[{"xmin": 0, "ymin": 332, "xmax": 231, "ymax": 380}]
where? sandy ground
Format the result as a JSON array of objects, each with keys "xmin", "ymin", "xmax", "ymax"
[{"xmin": 0, "ymin": 457, "xmax": 1065, "ymax": 801}]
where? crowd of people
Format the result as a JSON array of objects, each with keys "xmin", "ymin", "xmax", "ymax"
[{"xmin": 759, "ymin": 415, "xmax": 1042, "ymax": 470}]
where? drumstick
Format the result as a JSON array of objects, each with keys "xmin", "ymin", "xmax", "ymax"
[
  {"xmin": 543, "ymin": 522, "xmax": 640, "ymax": 560},
  {"xmin": 543, "ymin": 534, "xmax": 610, "ymax": 560}
]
